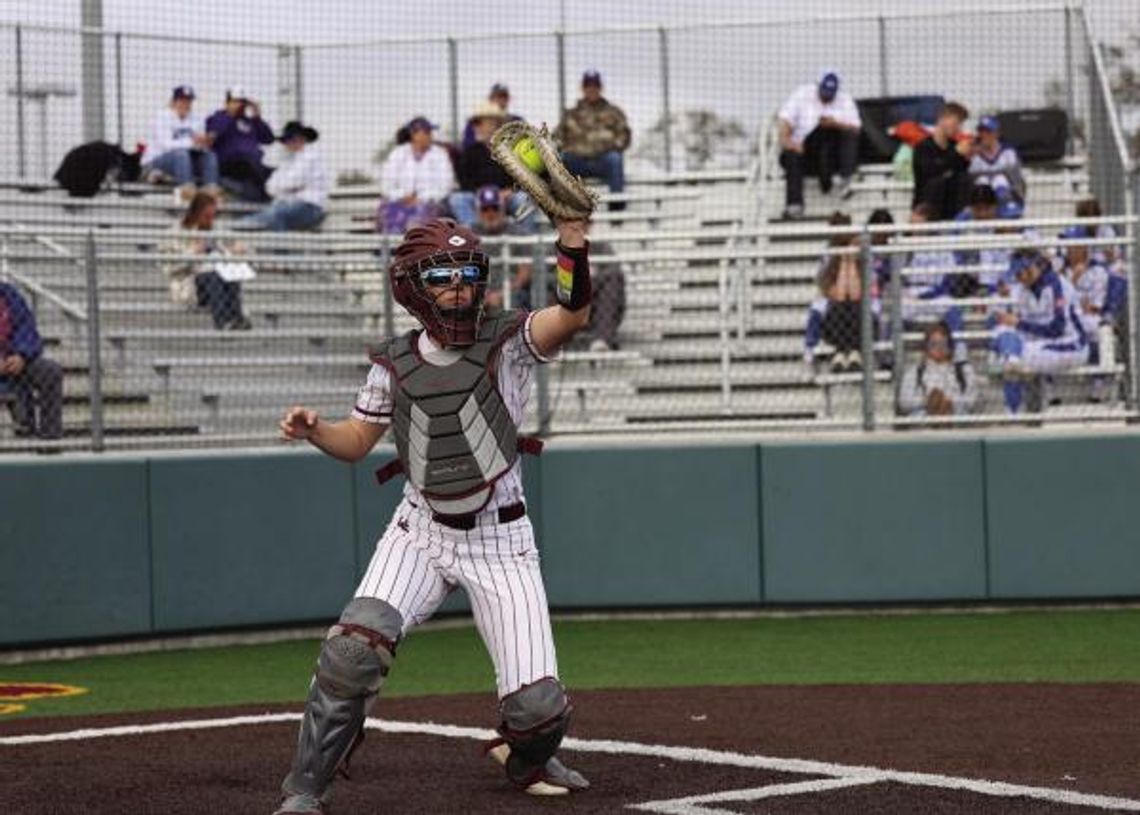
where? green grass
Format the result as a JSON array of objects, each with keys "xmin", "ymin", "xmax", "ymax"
[{"xmin": 3, "ymin": 609, "xmax": 1139, "ymax": 720}]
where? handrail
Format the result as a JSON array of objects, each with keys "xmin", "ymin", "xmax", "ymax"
[
  {"xmin": 1079, "ymin": 5, "xmax": 1136, "ymax": 175},
  {"xmin": 1, "ymin": 225, "xmax": 89, "ymax": 320}
]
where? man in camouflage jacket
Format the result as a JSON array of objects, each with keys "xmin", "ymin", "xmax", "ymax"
[{"xmin": 555, "ymin": 71, "xmax": 631, "ymax": 210}]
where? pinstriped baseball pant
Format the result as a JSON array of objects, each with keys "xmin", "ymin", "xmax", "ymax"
[{"xmin": 354, "ymin": 498, "xmax": 559, "ymax": 699}]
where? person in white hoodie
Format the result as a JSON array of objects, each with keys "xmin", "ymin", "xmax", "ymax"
[
  {"xmin": 236, "ymin": 121, "xmax": 328, "ymax": 231},
  {"xmin": 378, "ymin": 116, "xmax": 456, "ymax": 233},
  {"xmin": 142, "ymin": 85, "xmax": 220, "ymax": 201}
]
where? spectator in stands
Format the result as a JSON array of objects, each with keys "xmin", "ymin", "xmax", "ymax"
[
  {"xmin": 471, "ymin": 185, "xmax": 534, "ymax": 310},
  {"xmin": 206, "ymin": 86, "xmax": 275, "ymax": 202},
  {"xmin": 951, "ymin": 183, "xmax": 1001, "ymax": 296},
  {"xmin": 236, "ymin": 121, "xmax": 328, "ymax": 232},
  {"xmin": 1060, "ymin": 225, "xmax": 1113, "ymax": 400},
  {"xmin": 1075, "ymin": 198, "xmax": 1123, "ymax": 273},
  {"xmin": 583, "ymin": 227, "xmax": 626, "ymax": 352},
  {"xmin": 867, "ymin": 208, "xmax": 896, "ymax": 292},
  {"xmin": 898, "ymin": 321, "xmax": 978, "ymax": 417},
  {"xmin": 969, "ymin": 115, "xmax": 1025, "ymax": 204},
  {"xmin": 901, "ymin": 202, "xmax": 965, "ymax": 342},
  {"xmin": 0, "ymin": 281, "xmax": 63, "ymax": 440},
  {"xmin": 164, "ymin": 191, "xmax": 252, "ymax": 331},
  {"xmin": 142, "ymin": 85, "xmax": 220, "ymax": 203},
  {"xmin": 462, "ymin": 83, "xmax": 521, "ymax": 149},
  {"xmin": 992, "ymin": 249, "xmax": 1089, "ymax": 413},
  {"xmin": 555, "ymin": 71, "xmax": 631, "ymax": 209},
  {"xmin": 776, "ymin": 70, "xmax": 862, "ymax": 219},
  {"xmin": 448, "ymin": 102, "xmax": 535, "ymax": 231},
  {"xmin": 804, "ymin": 231, "xmax": 868, "ymax": 372},
  {"xmin": 378, "ymin": 116, "xmax": 456, "ymax": 233},
  {"xmin": 912, "ymin": 101, "xmax": 973, "ymax": 220}
]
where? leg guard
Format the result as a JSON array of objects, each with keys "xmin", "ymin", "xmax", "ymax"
[
  {"xmin": 498, "ymin": 677, "xmax": 572, "ymax": 787},
  {"xmin": 280, "ymin": 598, "xmax": 402, "ymax": 805}
]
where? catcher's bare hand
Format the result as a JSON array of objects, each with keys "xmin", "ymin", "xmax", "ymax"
[
  {"xmin": 555, "ymin": 218, "xmax": 588, "ymax": 248},
  {"xmin": 280, "ymin": 406, "xmax": 319, "ymax": 441}
]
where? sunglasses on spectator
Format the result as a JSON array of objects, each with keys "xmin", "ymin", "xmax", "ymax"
[{"xmin": 420, "ymin": 265, "xmax": 486, "ymax": 286}]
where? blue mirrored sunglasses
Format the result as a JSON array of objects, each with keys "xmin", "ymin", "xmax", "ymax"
[{"xmin": 419, "ymin": 265, "xmax": 485, "ymax": 286}]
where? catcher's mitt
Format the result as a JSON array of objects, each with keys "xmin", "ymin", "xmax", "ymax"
[{"xmin": 490, "ymin": 121, "xmax": 598, "ymax": 222}]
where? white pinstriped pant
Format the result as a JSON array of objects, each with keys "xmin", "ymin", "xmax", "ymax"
[{"xmin": 354, "ymin": 498, "xmax": 558, "ymax": 699}]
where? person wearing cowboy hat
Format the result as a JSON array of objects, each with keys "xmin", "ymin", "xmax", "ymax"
[
  {"xmin": 236, "ymin": 121, "xmax": 328, "ymax": 231},
  {"xmin": 447, "ymin": 101, "xmax": 535, "ymax": 231}
]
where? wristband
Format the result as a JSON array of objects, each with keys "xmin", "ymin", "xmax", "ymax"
[{"xmin": 553, "ymin": 240, "xmax": 592, "ymax": 311}]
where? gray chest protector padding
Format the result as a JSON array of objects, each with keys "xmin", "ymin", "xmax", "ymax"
[{"xmin": 372, "ymin": 310, "xmax": 525, "ymax": 515}]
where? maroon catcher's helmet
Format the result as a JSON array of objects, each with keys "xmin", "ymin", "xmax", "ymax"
[{"xmin": 389, "ymin": 218, "xmax": 490, "ymax": 347}]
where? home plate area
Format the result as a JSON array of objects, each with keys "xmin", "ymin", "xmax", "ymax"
[{"xmin": 2, "ymin": 686, "xmax": 1138, "ymax": 814}]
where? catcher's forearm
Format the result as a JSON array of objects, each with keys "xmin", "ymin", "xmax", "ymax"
[
  {"xmin": 309, "ymin": 418, "xmax": 380, "ymax": 463},
  {"xmin": 553, "ymin": 241, "xmax": 592, "ymax": 312}
]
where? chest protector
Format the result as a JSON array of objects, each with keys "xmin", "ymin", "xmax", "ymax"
[{"xmin": 370, "ymin": 310, "xmax": 525, "ymax": 516}]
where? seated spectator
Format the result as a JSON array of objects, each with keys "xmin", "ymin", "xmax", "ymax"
[
  {"xmin": 1075, "ymin": 198, "xmax": 1124, "ymax": 273},
  {"xmin": 141, "ymin": 85, "xmax": 220, "ymax": 202},
  {"xmin": 378, "ymin": 116, "xmax": 456, "ymax": 234},
  {"xmin": 462, "ymin": 83, "xmax": 521, "ymax": 149},
  {"xmin": 164, "ymin": 192, "xmax": 252, "ymax": 330},
  {"xmin": 912, "ymin": 101, "xmax": 972, "ymax": 220},
  {"xmin": 952, "ymin": 183, "xmax": 1002, "ymax": 296},
  {"xmin": 777, "ymin": 70, "xmax": 862, "ymax": 219},
  {"xmin": 969, "ymin": 115, "xmax": 1025, "ymax": 204},
  {"xmin": 805, "ymin": 233, "xmax": 869, "ymax": 372},
  {"xmin": 470, "ymin": 185, "xmax": 534, "ymax": 311},
  {"xmin": 236, "ymin": 121, "xmax": 327, "ymax": 232},
  {"xmin": 207, "ymin": 86, "xmax": 275, "ymax": 202},
  {"xmin": 448, "ymin": 102, "xmax": 535, "ymax": 231},
  {"xmin": 867, "ymin": 208, "xmax": 896, "ymax": 292},
  {"xmin": 898, "ymin": 321, "xmax": 978, "ymax": 418},
  {"xmin": 1059, "ymin": 225, "xmax": 1113, "ymax": 399},
  {"xmin": 0, "ymin": 281, "xmax": 63, "ymax": 440},
  {"xmin": 992, "ymin": 249, "xmax": 1089, "ymax": 413},
  {"xmin": 900, "ymin": 203, "xmax": 965, "ymax": 342},
  {"xmin": 555, "ymin": 71, "xmax": 631, "ymax": 209},
  {"xmin": 582, "ymin": 225, "xmax": 626, "ymax": 352}
]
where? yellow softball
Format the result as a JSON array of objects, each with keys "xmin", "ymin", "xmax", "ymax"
[{"xmin": 513, "ymin": 137, "xmax": 545, "ymax": 174}]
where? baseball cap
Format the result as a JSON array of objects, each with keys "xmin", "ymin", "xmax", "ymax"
[
  {"xmin": 582, "ymin": 70, "xmax": 602, "ymax": 87},
  {"xmin": 489, "ymin": 83, "xmax": 510, "ymax": 98},
  {"xmin": 477, "ymin": 185, "xmax": 503, "ymax": 211},
  {"xmin": 1060, "ymin": 224, "xmax": 1089, "ymax": 240},
  {"xmin": 226, "ymin": 86, "xmax": 250, "ymax": 102},
  {"xmin": 977, "ymin": 115, "xmax": 1000, "ymax": 132},
  {"xmin": 999, "ymin": 200, "xmax": 1024, "ymax": 220},
  {"xmin": 818, "ymin": 71, "xmax": 840, "ymax": 101},
  {"xmin": 407, "ymin": 116, "xmax": 439, "ymax": 133},
  {"xmin": 172, "ymin": 85, "xmax": 195, "ymax": 101}
]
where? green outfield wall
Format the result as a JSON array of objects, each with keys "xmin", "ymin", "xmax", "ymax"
[{"xmin": 2, "ymin": 433, "xmax": 1138, "ymax": 646}]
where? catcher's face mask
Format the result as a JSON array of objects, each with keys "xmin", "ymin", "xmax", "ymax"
[{"xmin": 400, "ymin": 252, "xmax": 490, "ymax": 348}]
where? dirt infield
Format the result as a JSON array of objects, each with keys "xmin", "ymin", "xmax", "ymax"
[{"xmin": 2, "ymin": 684, "xmax": 1138, "ymax": 814}]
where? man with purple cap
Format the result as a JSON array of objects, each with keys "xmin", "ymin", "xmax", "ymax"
[
  {"xmin": 142, "ymin": 85, "xmax": 220, "ymax": 202},
  {"xmin": 969, "ymin": 115, "xmax": 1025, "ymax": 205},
  {"xmin": 378, "ymin": 116, "xmax": 456, "ymax": 234},
  {"xmin": 555, "ymin": 71, "xmax": 631, "ymax": 209},
  {"xmin": 472, "ymin": 184, "xmax": 534, "ymax": 311},
  {"xmin": 776, "ymin": 70, "xmax": 862, "ymax": 219},
  {"xmin": 206, "ymin": 86, "xmax": 276, "ymax": 202}
]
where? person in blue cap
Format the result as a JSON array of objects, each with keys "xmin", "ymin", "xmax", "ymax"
[
  {"xmin": 969, "ymin": 115, "xmax": 1025, "ymax": 204},
  {"xmin": 776, "ymin": 70, "xmax": 862, "ymax": 219}
]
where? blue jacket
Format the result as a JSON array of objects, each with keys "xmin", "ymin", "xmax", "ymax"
[{"xmin": 0, "ymin": 282, "xmax": 44, "ymax": 361}]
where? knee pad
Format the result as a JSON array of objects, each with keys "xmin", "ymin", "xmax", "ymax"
[
  {"xmin": 499, "ymin": 678, "xmax": 572, "ymax": 773},
  {"xmin": 316, "ymin": 598, "xmax": 403, "ymax": 699}
]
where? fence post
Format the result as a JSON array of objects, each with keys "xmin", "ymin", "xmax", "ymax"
[
  {"xmin": 447, "ymin": 38, "xmax": 460, "ymax": 146},
  {"xmin": 1064, "ymin": 4, "xmax": 1076, "ymax": 156},
  {"xmin": 293, "ymin": 44, "xmax": 305, "ymax": 121},
  {"xmin": 877, "ymin": 16, "xmax": 889, "ymax": 97},
  {"xmin": 15, "ymin": 26, "xmax": 26, "ymax": 179},
  {"xmin": 114, "ymin": 32, "xmax": 124, "ymax": 149},
  {"xmin": 81, "ymin": 0, "xmax": 106, "ymax": 143},
  {"xmin": 1129, "ymin": 176, "xmax": 1140, "ymax": 413},
  {"xmin": 555, "ymin": 31, "xmax": 567, "ymax": 121},
  {"xmin": 533, "ymin": 236, "xmax": 551, "ymax": 435},
  {"xmin": 859, "ymin": 228, "xmax": 876, "ymax": 431},
  {"xmin": 84, "ymin": 231, "xmax": 105, "ymax": 452},
  {"xmin": 658, "ymin": 26, "xmax": 673, "ymax": 172}
]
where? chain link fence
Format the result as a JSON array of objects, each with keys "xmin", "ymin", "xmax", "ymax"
[{"xmin": 0, "ymin": 2, "xmax": 1137, "ymax": 453}]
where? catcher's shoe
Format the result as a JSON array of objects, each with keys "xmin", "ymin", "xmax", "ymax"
[
  {"xmin": 273, "ymin": 793, "xmax": 326, "ymax": 814},
  {"xmin": 484, "ymin": 738, "xmax": 590, "ymax": 796}
]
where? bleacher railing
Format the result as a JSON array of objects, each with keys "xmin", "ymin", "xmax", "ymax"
[{"xmin": 1, "ymin": 213, "xmax": 1138, "ymax": 454}]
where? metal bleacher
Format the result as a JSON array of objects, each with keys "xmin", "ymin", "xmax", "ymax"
[{"xmin": 0, "ymin": 142, "xmax": 1126, "ymax": 452}]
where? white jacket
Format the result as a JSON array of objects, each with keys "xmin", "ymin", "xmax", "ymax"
[
  {"xmin": 380, "ymin": 144, "xmax": 455, "ymax": 202},
  {"xmin": 266, "ymin": 146, "xmax": 329, "ymax": 208},
  {"xmin": 143, "ymin": 108, "xmax": 206, "ymax": 164}
]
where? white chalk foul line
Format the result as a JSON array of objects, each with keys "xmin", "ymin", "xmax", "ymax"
[
  {"xmin": 627, "ymin": 777, "xmax": 884, "ymax": 815},
  {"xmin": 1, "ymin": 713, "xmax": 1138, "ymax": 812}
]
